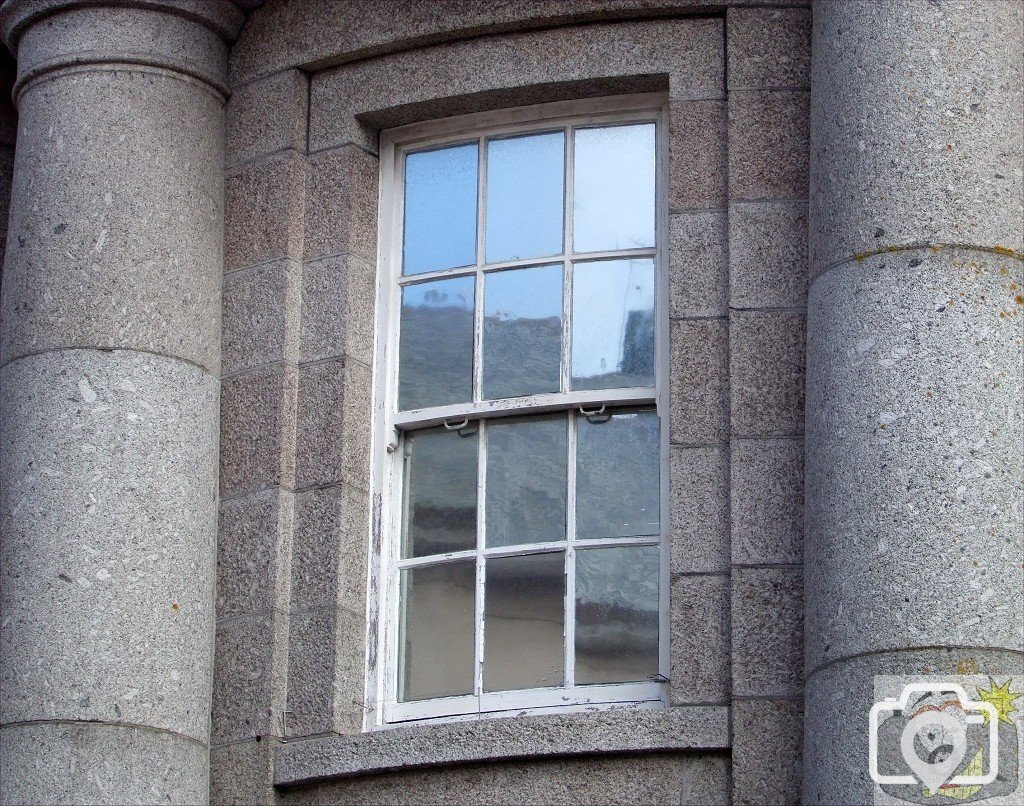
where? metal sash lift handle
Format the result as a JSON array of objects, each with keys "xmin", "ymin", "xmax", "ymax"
[{"xmin": 578, "ymin": 404, "xmax": 611, "ymax": 424}]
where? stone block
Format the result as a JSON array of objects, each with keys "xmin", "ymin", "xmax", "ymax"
[
  {"xmin": 670, "ymin": 445, "xmax": 729, "ymax": 574},
  {"xmin": 670, "ymin": 574, "xmax": 730, "ymax": 705},
  {"xmin": 0, "ymin": 350, "xmax": 217, "ymax": 741},
  {"xmin": 210, "ymin": 737, "xmax": 276, "ymax": 806},
  {"xmin": 730, "ymin": 310, "xmax": 805, "ymax": 438},
  {"xmin": 681, "ymin": 753, "xmax": 731, "ymax": 806},
  {"xmin": 810, "ymin": 1, "xmax": 1024, "ymax": 274},
  {"xmin": 732, "ymin": 698, "xmax": 803, "ymax": 806},
  {"xmin": 224, "ymin": 149, "xmax": 304, "ymax": 271},
  {"xmin": 729, "ymin": 90, "xmax": 809, "ymax": 201},
  {"xmin": 0, "ymin": 72, "xmax": 223, "ymax": 371},
  {"xmin": 669, "ymin": 318, "xmax": 729, "ymax": 446},
  {"xmin": 222, "ymin": 260, "xmax": 301, "ymax": 374},
  {"xmin": 212, "ymin": 611, "xmax": 288, "ymax": 745},
  {"xmin": 805, "ymin": 249, "xmax": 1024, "ymax": 672},
  {"xmin": 729, "ymin": 200, "xmax": 808, "ymax": 309},
  {"xmin": 669, "ymin": 100, "xmax": 727, "ymax": 211},
  {"xmin": 226, "ymin": 69, "xmax": 308, "ymax": 167},
  {"xmin": 731, "ymin": 438, "xmax": 803, "ymax": 566},
  {"xmin": 727, "ymin": 7, "xmax": 811, "ymax": 90},
  {"xmin": 219, "ymin": 363, "xmax": 298, "ymax": 498},
  {"xmin": 294, "ymin": 358, "xmax": 346, "ymax": 491},
  {"xmin": 669, "ymin": 211, "xmax": 728, "ymax": 319},
  {"xmin": 340, "ymin": 358, "xmax": 373, "ymax": 490},
  {"xmin": 731, "ymin": 566, "xmax": 803, "ymax": 698},
  {"xmin": 217, "ymin": 488, "xmax": 294, "ymax": 620},
  {"xmin": 303, "ymin": 145, "xmax": 379, "ymax": 263},
  {"xmin": 299, "ymin": 254, "xmax": 377, "ymax": 364},
  {"xmin": 0, "ymin": 722, "xmax": 207, "ymax": 806}
]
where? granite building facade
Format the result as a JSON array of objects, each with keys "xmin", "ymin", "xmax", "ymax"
[{"xmin": 0, "ymin": 1, "xmax": 1021, "ymax": 804}]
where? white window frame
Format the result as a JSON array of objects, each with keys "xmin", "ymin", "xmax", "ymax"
[{"xmin": 365, "ymin": 93, "xmax": 671, "ymax": 728}]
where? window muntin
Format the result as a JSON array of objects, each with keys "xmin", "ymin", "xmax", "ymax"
[{"xmin": 375, "ymin": 98, "xmax": 668, "ymax": 725}]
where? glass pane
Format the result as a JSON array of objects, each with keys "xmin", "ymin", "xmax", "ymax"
[
  {"xmin": 399, "ymin": 561, "xmax": 476, "ymax": 701},
  {"xmin": 485, "ymin": 415, "xmax": 567, "ymax": 547},
  {"xmin": 576, "ymin": 409, "xmax": 660, "ymax": 539},
  {"xmin": 484, "ymin": 552, "xmax": 565, "ymax": 691},
  {"xmin": 575, "ymin": 545, "xmax": 659, "ymax": 685},
  {"xmin": 399, "ymin": 276, "xmax": 475, "ymax": 410},
  {"xmin": 403, "ymin": 142, "xmax": 478, "ymax": 275},
  {"xmin": 573, "ymin": 123, "xmax": 656, "ymax": 253},
  {"xmin": 402, "ymin": 426, "xmax": 478, "ymax": 558},
  {"xmin": 486, "ymin": 131, "xmax": 565, "ymax": 263},
  {"xmin": 571, "ymin": 258, "xmax": 655, "ymax": 390},
  {"xmin": 483, "ymin": 265, "xmax": 562, "ymax": 399}
]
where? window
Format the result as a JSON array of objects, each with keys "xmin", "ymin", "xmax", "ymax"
[{"xmin": 370, "ymin": 96, "xmax": 668, "ymax": 725}]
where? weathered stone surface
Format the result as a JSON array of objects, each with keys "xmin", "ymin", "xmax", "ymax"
[
  {"xmin": 670, "ymin": 211, "xmax": 728, "ymax": 318},
  {"xmin": 211, "ymin": 737, "xmax": 318, "ymax": 806},
  {"xmin": 670, "ymin": 446, "xmax": 729, "ymax": 574},
  {"xmin": 219, "ymin": 363, "xmax": 298, "ymax": 497},
  {"xmin": 670, "ymin": 575, "xmax": 730, "ymax": 706},
  {"xmin": 300, "ymin": 254, "xmax": 376, "ymax": 364},
  {"xmin": 669, "ymin": 318, "xmax": 729, "ymax": 446},
  {"xmin": 276, "ymin": 707, "xmax": 729, "ymax": 785},
  {"xmin": 226, "ymin": 68, "xmax": 308, "ymax": 167},
  {"xmin": 730, "ymin": 310, "xmax": 805, "ymax": 438},
  {"xmin": 803, "ymin": 648, "xmax": 1024, "ymax": 806},
  {"xmin": 0, "ymin": 69, "xmax": 223, "ymax": 371},
  {"xmin": 0, "ymin": 722, "xmax": 208, "ymax": 806},
  {"xmin": 727, "ymin": 7, "xmax": 811, "ymax": 90},
  {"xmin": 729, "ymin": 200, "xmax": 808, "ymax": 309},
  {"xmin": 805, "ymin": 249, "xmax": 1024, "ymax": 672},
  {"xmin": 212, "ymin": 610, "xmax": 288, "ymax": 745},
  {"xmin": 0, "ymin": 349, "xmax": 218, "ymax": 740},
  {"xmin": 222, "ymin": 260, "xmax": 300, "ymax": 374},
  {"xmin": 728, "ymin": 90, "xmax": 809, "ymax": 201},
  {"xmin": 731, "ymin": 566, "xmax": 803, "ymax": 698},
  {"xmin": 732, "ymin": 699, "xmax": 803, "ymax": 806},
  {"xmin": 295, "ymin": 357, "xmax": 346, "ymax": 490},
  {"xmin": 810, "ymin": 0, "xmax": 1024, "ymax": 275},
  {"xmin": 669, "ymin": 100, "xmax": 727, "ymax": 211},
  {"xmin": 731, "ymin": 438, "xmax": 803, "ymax": 565},
  {"xmin": 224, "ymin": 149, "xmax": 304, "ymax": 271},
  {"xmin": 308, "ymin": 18, "xmax": 724, "ymax": 152},
  {"xmin": 303, "ymin": 145, "xmax": 379, "ymax": 263},
  {"xmin": 217, "ymin": 488, "xmax": 294, "ymax": 620}
]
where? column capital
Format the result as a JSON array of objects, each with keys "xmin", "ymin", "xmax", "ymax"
[{"xmin": 0, "ymin": 0, "xmax": 256, "ymax": 100}]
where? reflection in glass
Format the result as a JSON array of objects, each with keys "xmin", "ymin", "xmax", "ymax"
[
  {"xmin": 399, "ymin": 561, "xmax": 476, "ymax": 701},
  {"xmin": 571, "ymin": 259, "xmax": 655, "ymax": 390},
  {"xmin": 575, "ymin": 546, "xmax": 659, "ymax": 685},
  {"xmin": 483, "ymin": 265, "xmax": 563, "ymax": 399},
  {"xmin": 402, "ymin": 426, "xmax": 478, "ymax": 558},
  {"xmin": 403, "ymin": 143, "xmax": 478, "ymax": 275},
  {"xmin": 399, "ymin": 276, "xmax": 475, "ymax": 410},
  {"xmin": 576, "ymin": 409, "xmax": 660, "ymax": 539},
  {"xmin": 573, "ymin": 124, "xmax": 656, "ymax": 253},
  {"xmin": 486, "ymin": 132, "xmax": 565, "ymax": 263},
  {"xmin": 485, "ymin": 416, "xmax": 567, "ymax": 547},
  {"xmin": 484, "ymin": 552, "xmax": 565, "ymax": 691}
]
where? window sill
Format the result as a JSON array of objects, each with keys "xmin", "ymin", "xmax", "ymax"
[{"xmin": 273, "ymin": 705, "xmax": 729, "ymax": 787}]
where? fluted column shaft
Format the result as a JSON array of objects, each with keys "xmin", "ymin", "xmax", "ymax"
[
  {"xmin": 0, "ymin": 2, "xmax": 242, "ymax": 803},
  {"xmin": 804, "ymin": 2, "xmax": 1024, "ymax": 803}
]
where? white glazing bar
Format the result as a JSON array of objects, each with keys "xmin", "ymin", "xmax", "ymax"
[
  {"xmin": 564, "ymin": 410, "xmax": 577, "ymax": 688},
  {"xmin": 561, "ymin": 125, "xmax": 575, "ymax": 394},
  {"xmin": 395, "ymin": 549, "xmax": 477, "ymax": 570},
  {"xmin": 474, "ymin": 418, "xmax": 487, "ymax": 706},
  {"xmin": 472, "ymin": 136, "xmax": 486, "ymax": 403}
]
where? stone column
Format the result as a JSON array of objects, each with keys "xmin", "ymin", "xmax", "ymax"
[
  {"xmin": 0, "ymin": 2, "xmax": 243, "ymax": 803},
  {"xmin": 805, "ymin": 2, "xmax": 1024, "ymax": 804}
]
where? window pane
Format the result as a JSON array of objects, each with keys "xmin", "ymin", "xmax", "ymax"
[
  {"xmin": 573, "ymin": 123, "xmax": 655, "ymax": 252},
  {"xmin": 576, "ymin": 409, "xmax": 660, "ymax": 539},
  {"xmin": 483, "ymin": 265, "xmax": 562, "ymax": 399},
  {"xmin": 571, "ymin": 259, "xmax": 655, "ymax": 390},
  {"xmin": 402, "ymin": 426, "xmax": 478, "ymax": 558},
  {"xmin": 575, "ymin": 545, "xmax": 659, "ymax": 685},
  {"xmin": 484, "ymin": 552, "xmax": 565, "ymax": 692},
  {"xmin": 486, "ymin": 131, "xmax": 565, "ymax": 263},
  {"xmin": 399, "ymin": 561, "xmax": 476, "ymax": 701},
  {"xmin": 403, "ymin": 143, "xmax": 478, "ymax": 275},
  {"xmin": 399, "ymin": 276, "xmax": 475, "ymax": 410},
  {"xmin": 485, "ymin": 415, "xmax": 567, "ymax": 547}
]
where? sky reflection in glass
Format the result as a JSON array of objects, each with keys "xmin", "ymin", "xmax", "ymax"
[
  {"xmin": 403, "ymin": 142, "xmax": 478, "ymax": 275},
  {"xmin": 486, "ymin": 131, "xmax": 564, "ymax": 263}
]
